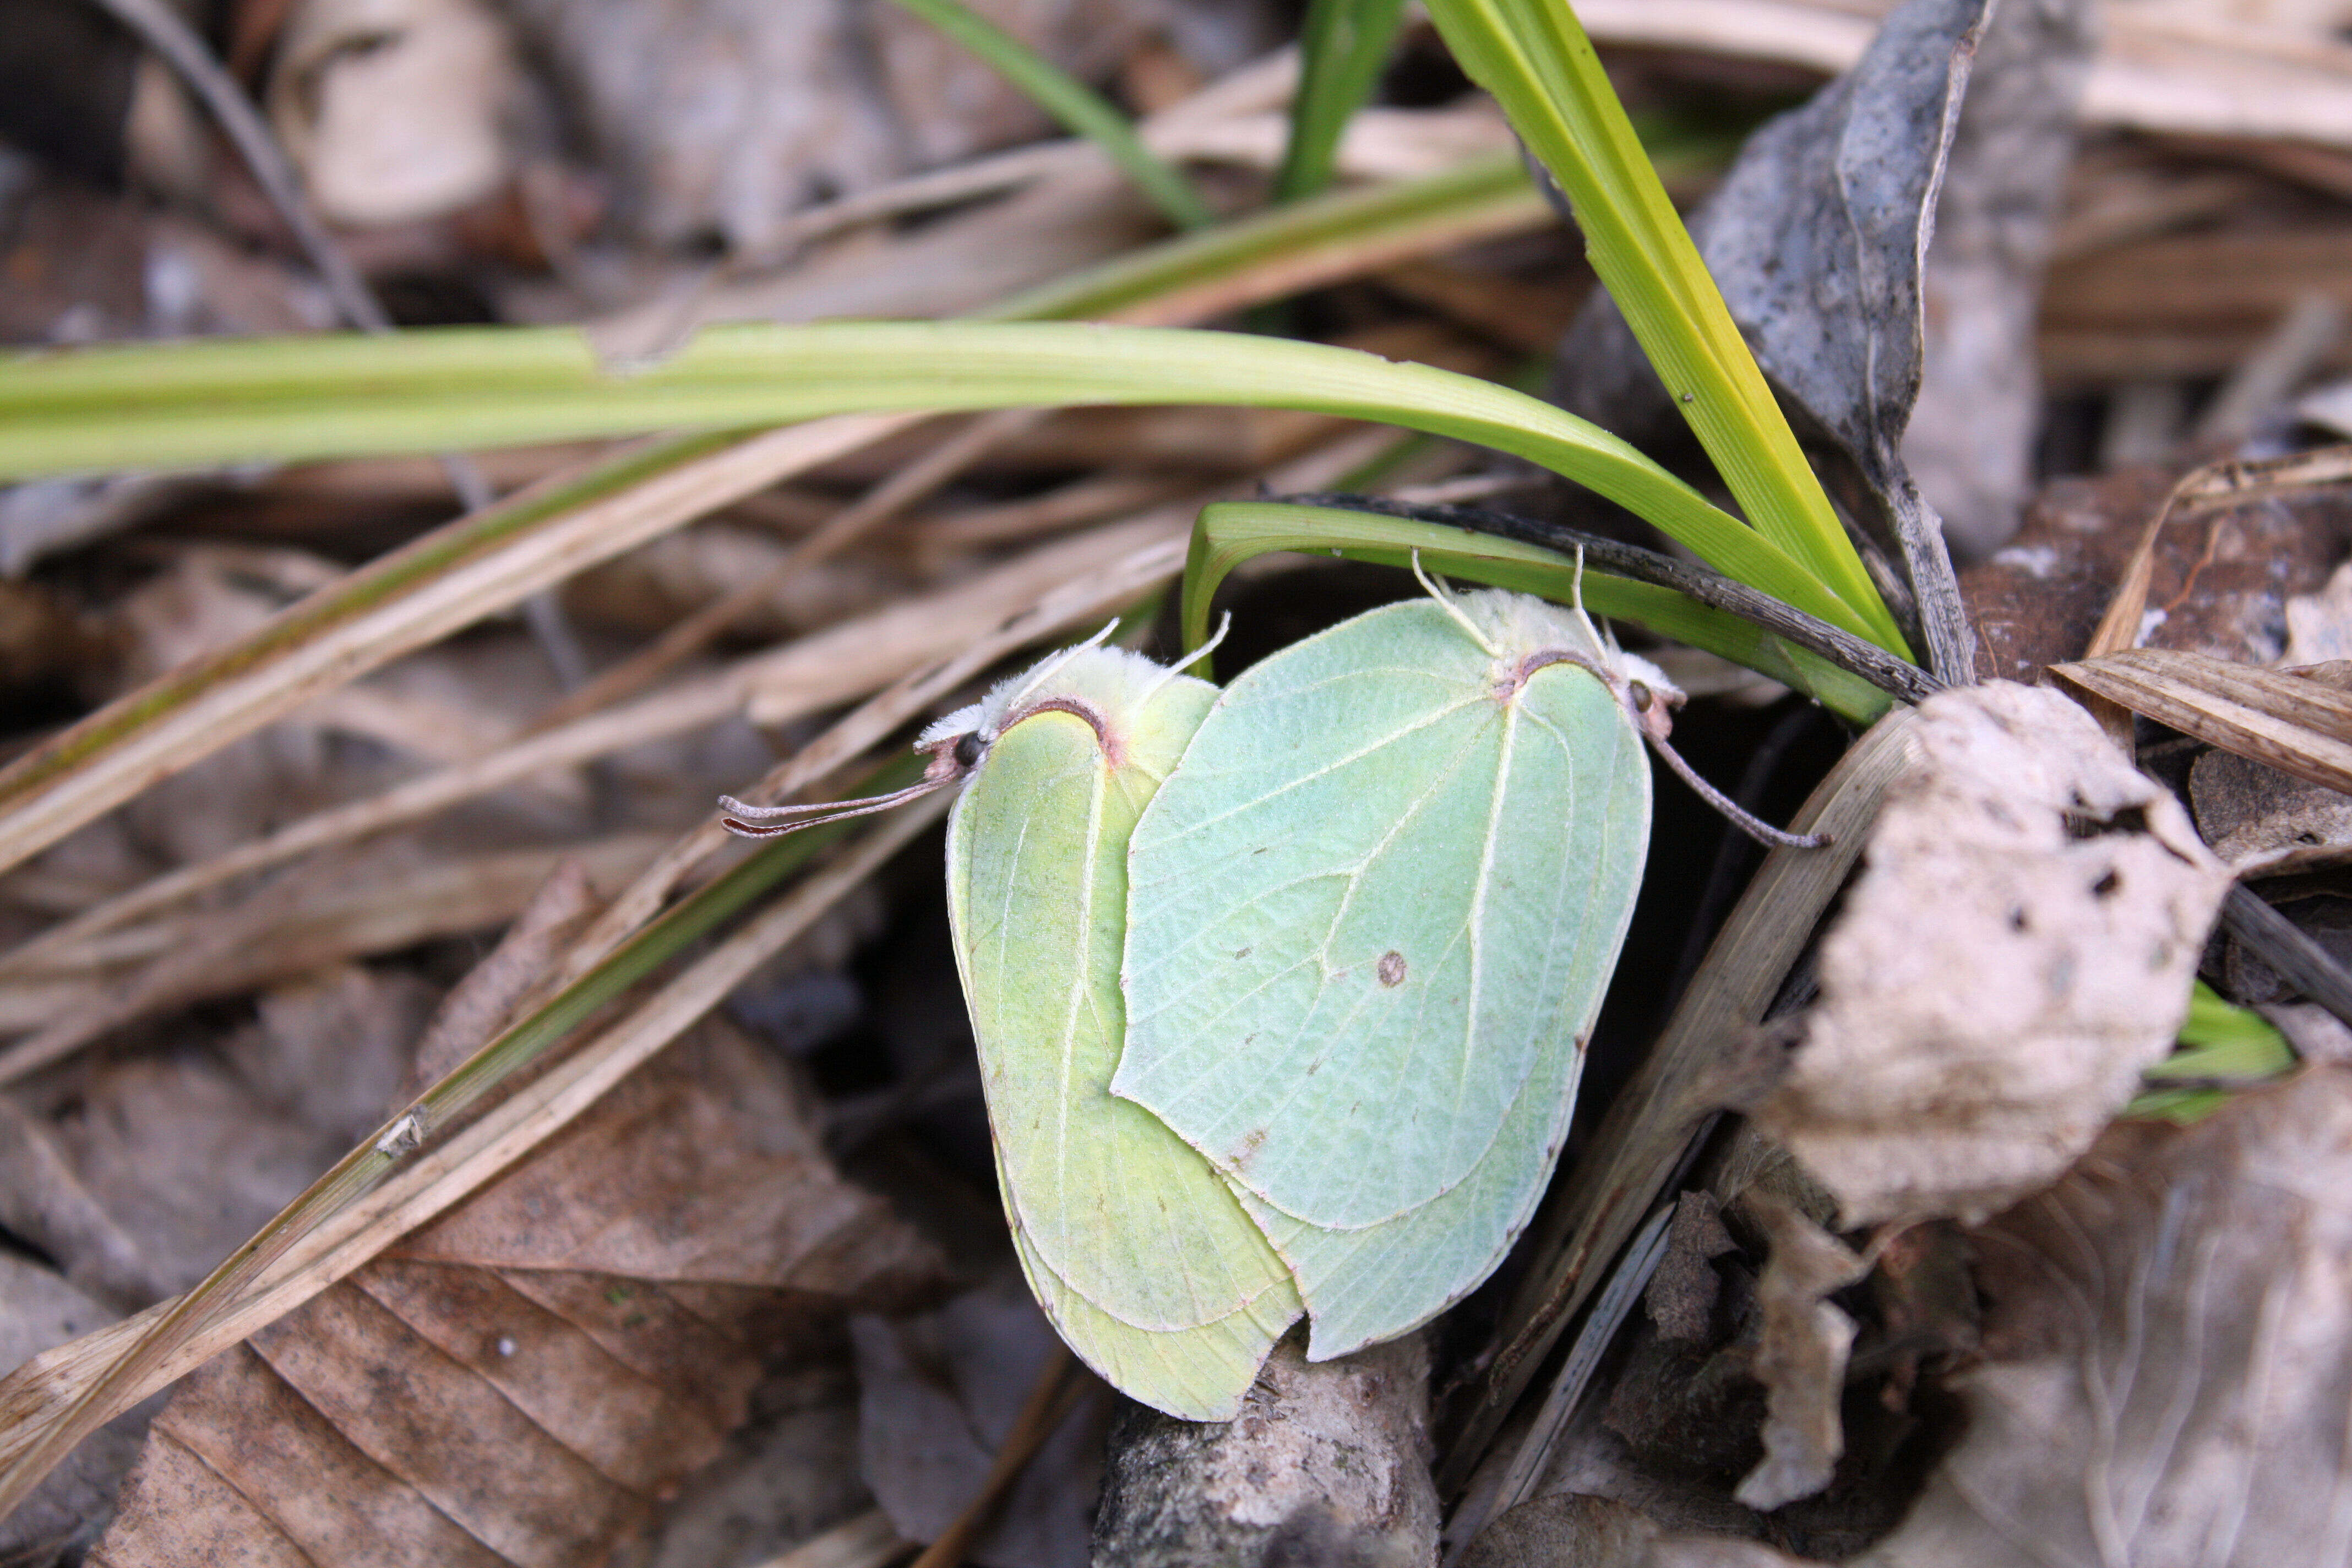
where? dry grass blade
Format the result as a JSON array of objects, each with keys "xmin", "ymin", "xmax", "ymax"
[
  {"xmin": 527, "ymin": 407, "xmax": 1048, "ymax": 729},
  {"xmin": 0, "ymin": 414, "xmax": 922, "ymax": 880},
  {"xmin": 0, "ymin": 798, "xmax": 949, "ymax": 1520},
  {"xmin": 0, "ymin": 146, "xmax": 1549, "ymax": 886},
  {"xmin": 0, "ymin": 839, "xmax": 661, "ymax": 1078},
  {"xmin": 1440, "ymin": 711, "xmax": 1919, "ymax": 1503},
  {"xmin": 2051, "ymin": 649, "xmax": 2352, "ymax": 796},
  {"xmin": 541, "ymin": 525, "xmax": 1191, "ymax": 997},
  {"xmin": 0, "ymin": 517, "xmax": 1185, "ymax": 987}
]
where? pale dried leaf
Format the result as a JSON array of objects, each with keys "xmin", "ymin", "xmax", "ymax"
[
  {"xmin": 89, "ymin": 1019, "xmax": 943, "ymax": 1567},
  {"xmin": 1897, "ymin": 0, "xmax": 2089, "ymax": 558},
  {"xmin": 2190, "ymin": 743, "xmax": 2352, "ymax": 873},
  {"xmin": 1861, "ymin": 1070, "xmax": 2352, "ymax": 1567},
  {"xmin": 2285, "ymin": 561, "xmax": 2352, "ymax": 666},
  {"xmin": 2052, "ymin": 647, "xmax": 2352, "ymax": 797},
  {"xmin": 1757, "ymin": 682, "xmax": 2230, "ymax": 1226},
  {"xmin": 1731, "ymin": 1200, "xmax": 1866, "ymax": 1512},
  {"xmin": 270, "ymin": 0, "xmax": 517, "ymax": 226},
  {"xmin": 852, "ymin": 1271, "xmax": 1103, "ymax": 1568}
]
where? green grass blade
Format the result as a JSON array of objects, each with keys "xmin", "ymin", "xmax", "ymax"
[
  {"xmin": 0, "ymin": 320, "xmax": 1879, "ymax": 641},
  {"xmin": 883, "ymin": 0, "xmax": 1215, "ymax": 230},
  {"xmin": 1184, "ymin": 502, "xmax": 1892, "ymax": 722},
  {"xmin": 1422, "ymin": 0, "xmax": 1905, "ymax": 654},
  {"xmin": 1276, "ymin": 0, "xmax": 1412, "ymax": 203}
]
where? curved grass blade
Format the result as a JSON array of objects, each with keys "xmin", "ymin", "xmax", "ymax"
[
  {"xmin": 884, "ymin": 0, "xmax": 1215, "ymax": 231},
  {"xmin": 0, "ymin": 155, "xmax": 1558, "ymax": 883},
  {"xmin": 0, "ymin": 320, "xmax": 1875, "ymax": 651},
  {"xmin": 1420, "ymin": 0, "xmax": 1903, "ymax": 652},
  {"xmin": 1180, "ymin": 501, "xmax": 1897, "ymax": 722}
]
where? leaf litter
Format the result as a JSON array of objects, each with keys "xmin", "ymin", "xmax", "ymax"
[{"xmin": 7, "ymin": 0, "xmax": 2352, "ymax": 1561}]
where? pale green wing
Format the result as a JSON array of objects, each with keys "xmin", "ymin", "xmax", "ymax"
[
  {"xmin": 1118, "ymin": 598, "xmax": 1648, "ymax": 1231},
  {"xmin": 1232, "ymin": 1021, "xmax": 1577, "ymax": 1360},
  {"xmin": 948, "ymin": 694, "xmax": 1302, "ymax": 1417},
  {"xmin": 1224, "ymin": 655, "xmax": 1645, "ymax": 1357},
  {"xmin": 1004, "ymin": 1157, "xmax": 1302, "ymax": 1422}
]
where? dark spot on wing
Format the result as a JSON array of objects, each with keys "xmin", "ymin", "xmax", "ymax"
[
  {"xmin": 1234, "ymin": 947, "xmax": 1251, "ymax": 960},
  {"xmin": 1231, "ymin": 1128, "xmax": 1266, "ymax": 1168},
  {"xmin": 1377, "ymin": 951, "xmax": 1407, "ymax": 987}
]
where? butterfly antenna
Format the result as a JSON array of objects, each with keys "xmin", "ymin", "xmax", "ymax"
[
  {"xmin": 1152, "ymin": 611, "xmax": 1233, "ymax": 693},
  {"xmin": 1412, "ymin": 550, "xmax": 1498, "ymax": 656},
  {"xmin": 717, "ymin": 776, "xmax": 950, "ymax": 839},
  {"xmin": 1566, "ymin": 544, "xmax": 1613, "ymax": 656},
  {"xmin": 1641, "ymin": 733, "xmax": 1828, "ymax": 851}
]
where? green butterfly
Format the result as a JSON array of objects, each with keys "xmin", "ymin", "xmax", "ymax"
[{"xmin": 726, "ymin": 580, "xmax": 1682, "ymax": 1418}]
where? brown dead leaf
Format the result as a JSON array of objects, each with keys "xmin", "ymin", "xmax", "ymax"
[
  {"xmin": 1962, "ymin": 463, "xmax": 2352, "ymax": 685},
  {"xmin": 89, "ymin": 1017, "xmax": 943, "ymax": 1566},
  {"xmin": 1731, "ymin": 1200, "xmax": 1867, "ymax": 1513},
  {"xmin": 2054, "ymin": 647, "xmax": 2352, "ymax": 797},
  {"xmin": 2190, "ymin": 738, "xmax": 2352, "ymax": 872},
  {"xmin": 1858, "ymin": 1069, "xmax": 2352, "ymax": 1567},
  {"xmin": 1644, "ymin": 1193, "xmax": 1737, "ymax": 1346},
  {"xmin": 1757, "ymin": 682, "xmax": 2231, "ymax": 1226}
]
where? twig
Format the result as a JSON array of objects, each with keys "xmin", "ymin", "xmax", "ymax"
[
  {"xmin": 907, "ymin": 1347, "xmax": 1090, "ymax": 1568},
  {"xmin": 1278, "ymin": 492, "xmax": 1946, "ymax": 706},
  {"xmin": 2222, "ymin": 884, "xmax": 2352, "ymax": 1033}
]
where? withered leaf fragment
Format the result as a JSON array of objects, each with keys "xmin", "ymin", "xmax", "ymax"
[
  {"xmin": 1758, "ymin": 683, "xmax": 2230, "ymax": 1226},
  {"xmin": 1863, "ymin": 1070, "xmax": 2352, "ymax": 1567}
]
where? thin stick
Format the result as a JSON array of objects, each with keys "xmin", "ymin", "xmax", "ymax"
[
  {"xmin": 2222, "ymin": 884, "xmax": 2352, "ymax": 1032},
  {"xmin": 906, "ymin": 1346, "xmax": 1088, "ymax": 1568}
]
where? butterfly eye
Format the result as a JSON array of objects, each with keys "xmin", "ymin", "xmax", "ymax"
[
  {"xmin": 953, "ymin": 732, "xmax": 987, "ymax": 769},
  {"xmin": 1629, "ymin": 681, "xmax": 1654, "ymax": 712}
]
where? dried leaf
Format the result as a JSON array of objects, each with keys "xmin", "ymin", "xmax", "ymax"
[
  {"xmin": 1757, "ymin": 683, "xmax": 2231, "ymax": 1226},
  {"xmin": 2052, "ymin": 647, "xmax": 2352, "ymax": 797},
  {"xmin": 1962, "ymin": 464, "xmax": 2352, "ymax": 683},
  {"xmin": 2285, "ymin": 560, "xmax": 2352, "ymax": 667},
  {"xmin": 268, "ymin": 0, "xmax": 518, "ymax": 227},
  {"xmin": 2190, "ymin": 741, "xmax": 2352, "ymax": 873},
  {"xmin": 0, "ymin": 1255, "xmax": 141, "ymax": 1566},
  {"xmin": 1859, "ymin": 1070, "xmax": 2352, "ymax": 1568},
  {"xmin": 1457, "ymin": 1492, "xmax": 1662, "ymax": 1568},
  {"xmin": 1896, "ymin": 0, "xmax": 2089, "ymax": 558},
  {"xmin": 88, "ymin": 1019, "xmax": 943, "ymax": 1566},
  {"xmin": 852, "ymin": 1271, "xmax": 1104, "ymax": 1568},
  {"xmin": 1732, "ymin": 1199, "xmax": 1866, "ymax": 1512},
  {"xmin": 1643, "ymin": 1194, "xmax": 1736, "ymax": 1346}
]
